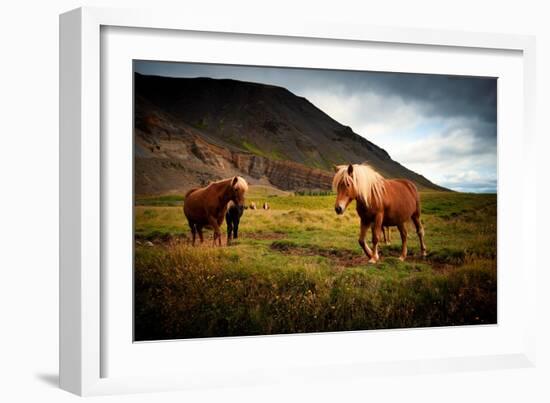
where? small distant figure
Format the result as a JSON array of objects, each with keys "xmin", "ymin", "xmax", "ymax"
[
  {"xmin": 226, "ymin": 200, "xmax": 244, "ymax": 245},
  {"xmin": 249, "ymin": 202, "xmax": 257, "ymax": 210},
  {"xmin": 263, "ymin": 202, "xmax": 270, "ymax": 210}
]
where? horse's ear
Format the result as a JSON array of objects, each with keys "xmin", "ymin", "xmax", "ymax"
[
  {"xmin": 232, "ymin": 176, "xmax": 239, "ymax": 186},
  {"xmin": 333, "ymin": 165, "xmax": 339, "ymax": 173},
  {"xmin": 347, "ymin": 164, "xmax": 354, "ymax": 175}
]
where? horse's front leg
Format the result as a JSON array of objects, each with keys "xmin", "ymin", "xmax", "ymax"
[
  {"xmin": 370, "ymin": 214, "xmax": 384, "ymax": 263},
  {"xmin": 233, "ymin": 220, "xmax": 239, "ymax": 240},
  {"xmin": 358, "ymin": 220, "xmax": 373, "ymax": 259},
  {"xmin": 226, "ymin": 220, "xmax": 233, "ymax": 245}
]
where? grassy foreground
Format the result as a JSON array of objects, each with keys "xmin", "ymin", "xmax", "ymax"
[{"xmin": 134, "ymin": 189, "xmax": 497, "ymax": 340}]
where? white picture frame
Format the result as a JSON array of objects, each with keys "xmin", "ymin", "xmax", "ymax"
[{"xmin": 59, "ymin": 6, "xmax": 537, "ymax": 396}]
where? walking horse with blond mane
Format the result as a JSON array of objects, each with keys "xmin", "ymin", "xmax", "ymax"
[
  {"xmin": 333, "ymin": 164, "xmax": 427, "ymax": 263},
  {"xmin": 184, "ymin": 176, "xmax": 248, "ymax": 246}
]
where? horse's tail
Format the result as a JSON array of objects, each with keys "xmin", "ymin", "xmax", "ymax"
[{"xmin": 406, "ymin": 180, "xmax": 422, "ymax": 217}]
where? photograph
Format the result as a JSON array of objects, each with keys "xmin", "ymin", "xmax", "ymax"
[{"xmin": 133, "ymin": 61, "xmax": 497, "ymax": 341}]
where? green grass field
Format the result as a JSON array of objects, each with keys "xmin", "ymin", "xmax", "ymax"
[{"xmin": 134, "ymin": 189, "xmax": 497, "ymax": 340}]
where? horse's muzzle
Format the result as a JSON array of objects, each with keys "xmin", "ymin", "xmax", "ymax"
[{"xmin": 335, "ymin": 206, "xmax": 343, "ymax": 215}]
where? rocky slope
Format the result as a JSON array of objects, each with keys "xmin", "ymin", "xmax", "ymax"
[{"xmin": 134, "ymin": 73, "xmax": 447, "ymax": 195}]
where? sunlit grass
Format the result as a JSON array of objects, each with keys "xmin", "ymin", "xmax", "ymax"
[{"xmin": 134, "ymin": 191, "xmax": 497, "ymax": 340}]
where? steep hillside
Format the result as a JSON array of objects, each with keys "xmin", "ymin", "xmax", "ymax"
[{"xmin": 134, "ymin": 73, "xmax": 447, "ymax": 195}]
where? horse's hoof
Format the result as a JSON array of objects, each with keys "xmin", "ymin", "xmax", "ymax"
[
  {"xmin": 368, "ymin": 257, "xmax": 379, "ymax": 264},
  {"xmin": 398, "ymin": 256, "xmax": 406, "ymax": 262}
]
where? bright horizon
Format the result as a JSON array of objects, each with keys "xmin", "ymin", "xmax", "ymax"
[{"xmin": 134, "ymin": 61, "xmax": 497, "ymax": 193}]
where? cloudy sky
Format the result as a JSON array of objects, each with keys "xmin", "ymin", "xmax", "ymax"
[{"xmin": 135, "ymin": 61, "xmax": 497, "ymax": 193}]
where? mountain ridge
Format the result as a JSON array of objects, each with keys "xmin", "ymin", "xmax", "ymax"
[{"xmin": 134, "ymin": 73, "xmax": 448, "ymax": 195}]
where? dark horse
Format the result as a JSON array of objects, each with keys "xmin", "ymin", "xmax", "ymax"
[
  {"xmin": 333, "ymin": 164, "xmax": 427, "ymax": 263},
  {"xmin": 226, "ymin": 200, "xmax": 244, "ymax": 245},
  {"xmin": 183, "ymin": 176, "xmax": 248, "ymax": 246}
]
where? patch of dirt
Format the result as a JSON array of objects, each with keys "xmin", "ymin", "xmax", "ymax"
[
  {"xmin": 270, "ymin": 241, "xmax": 461, "ymax": 270},
  {"xmin": 135, "ymin": 231, "xmax": 287, "ymax": 248},
  {"xmin": 270, "ymin": 241, "xmax": 366, "ymax": 268},
  {"xmin": 136, "ymin": 234, "xmax": 470, "ymax": 272}
]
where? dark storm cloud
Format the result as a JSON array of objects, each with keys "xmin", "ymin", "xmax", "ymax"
[
  {"xmin": 134, "ymin": 61, "xmax": 497, "ymax": 127},
  {"xmin": 438, "ymin": 119, "xmax": 496, "ymax": 158},
  {"xmin": 354, "ymin": 73, "xmax": 497, "ymax": 124}
]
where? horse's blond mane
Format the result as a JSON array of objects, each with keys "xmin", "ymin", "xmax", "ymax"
[
  {"xmin": 332, "ymin": 164, "xmax": 385, "ymax": 207},
  {"xmin": 232, "ymin": 176, "xmax": 249, "ymax": 192},
  {"xmin": 208, "ymin": 176, "xmax": 248, "ymax": 192}
]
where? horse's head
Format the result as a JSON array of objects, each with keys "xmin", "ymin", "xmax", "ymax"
[
  {"xmin": 230, "ymin": 176, "xmax": 248, "ymax": 212},
  {"xmin": 332, "ymin": 164, "xmax": 357, "ymax": 215}
]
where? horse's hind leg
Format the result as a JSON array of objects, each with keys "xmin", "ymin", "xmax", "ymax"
[
  {"xmin": 213, "ymin": 229, "xmax": 220, "ymax": 246},
  {"xmin": 382, "ymin": 226, "xmax": 391, "ymax": 245},
  {"xmin": 397, "ymin": 222, "xmax": 408, "ymax": 261},
  {"xmin": 412, "ymin": 214, "xmax": 427, "ymax": 257},
  {"xmin": 197, "ymin": 226, "xmax": 204, "ymax": 244},
  {"xmin": 208, "ymin": 218, "xmax": 222, "ymax": 247}
]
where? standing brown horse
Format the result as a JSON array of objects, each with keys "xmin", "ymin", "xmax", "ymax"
[
  {"xmin": 183, "ymin": 176, "xmax": 248, "ymax": 246},
  {"xmin": 333, "ymin": 164, "xmax": 426, "ymax": 263}
]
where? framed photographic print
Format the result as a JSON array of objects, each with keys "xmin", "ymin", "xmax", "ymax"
[
  {"xmin": 60, "ymin": 7, "xmax": 537, "ymax": 396},
  {"xmin": 132, "ymin": 60, "xmax": 497, "ymax": 342}
]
